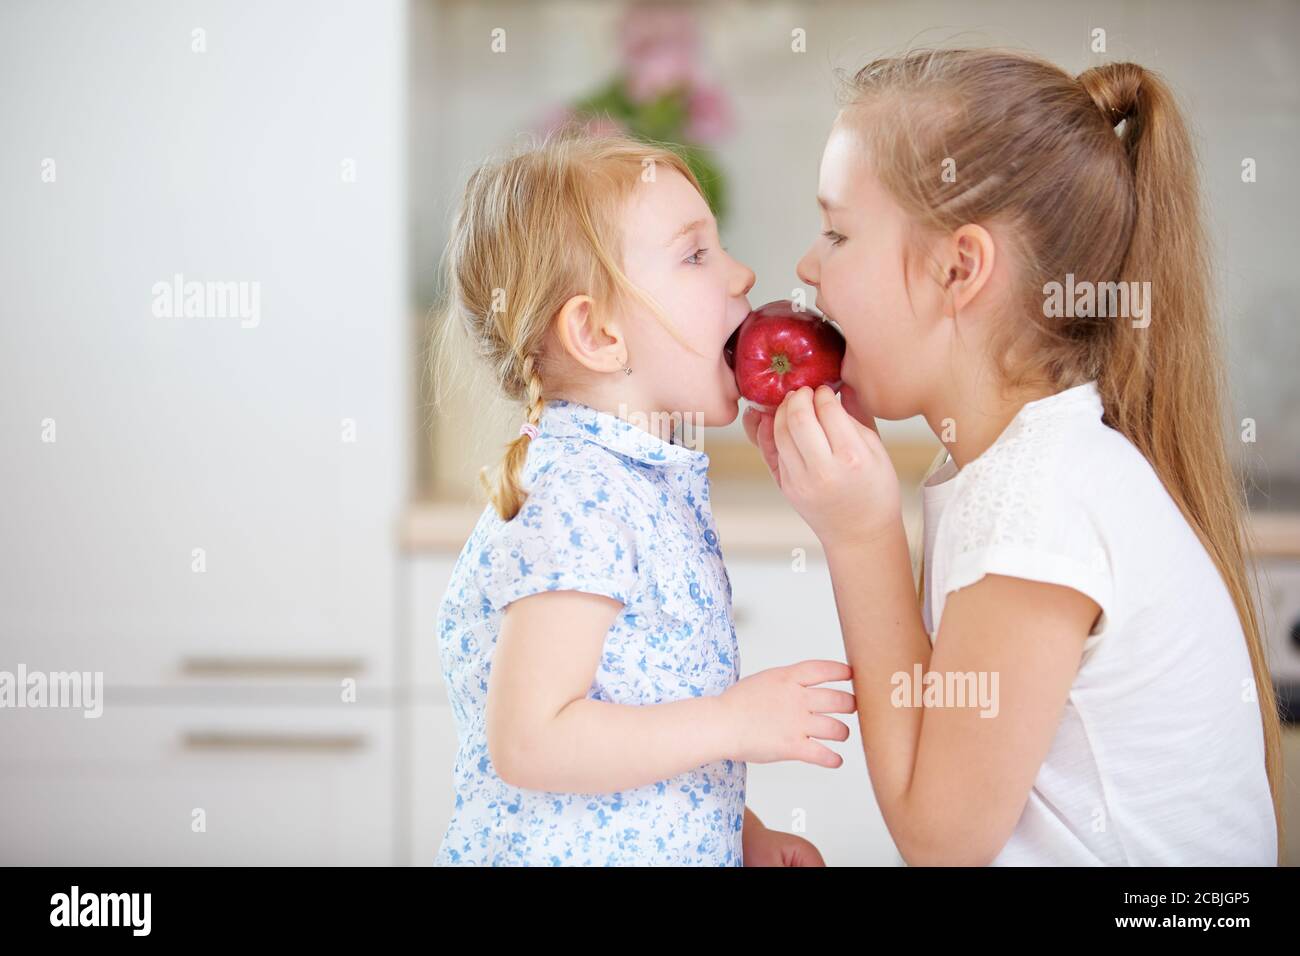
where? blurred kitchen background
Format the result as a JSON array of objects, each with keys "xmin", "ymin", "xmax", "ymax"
[{"xmin": 1, "ymin": 0, "xmax": 1297, "ymax": 866}]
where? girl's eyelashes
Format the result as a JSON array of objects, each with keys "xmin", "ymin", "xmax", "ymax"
[
  {"xmin": 822, "ymin": 229, "xmax": 847, "ymax": 247},
  {"xmin": 684, "ymin": 247, "xmax": 709, "ymax": 265}
]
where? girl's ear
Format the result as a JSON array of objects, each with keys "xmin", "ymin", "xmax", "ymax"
[
  {"xmin": 554, "ymin": 294, "xmax": 626, "ymax": 374},
  {"xmin": 942, "ymin": 224, "xmax": 996, "ymax": 315}
]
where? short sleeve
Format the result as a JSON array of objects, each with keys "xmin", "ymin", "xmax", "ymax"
[
  {"xmin": 475, "ymin": 462, "xmax": 640, "ymax": 612},
  {"xmin": 942, "ymin": 457, "xmax": 1117, "ymax": 645}
]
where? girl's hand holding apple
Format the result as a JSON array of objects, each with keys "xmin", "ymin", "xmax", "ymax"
[
  {"xmin": 731, "ymin": 299, "xmax": 897, "ymax": 547},
  {"xmin": 749, "ymin": 384, "xmax": 902, "ymax": 551}
]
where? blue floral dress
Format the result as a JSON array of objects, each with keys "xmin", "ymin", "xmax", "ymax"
[{"xmin": 433, "ymin": 398, "xmax": 746, "ymax": 865}]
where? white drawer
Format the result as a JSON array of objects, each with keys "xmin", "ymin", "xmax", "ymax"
[
  {"xmin": 402, "ymin": 556, "xmax": 470, "ymax": 863},
  {"xmin": 407, "ymin": 555, "xmax": 458, "ymax": 697},
  {"xmin": 1, "ymin": 502, "xmax": 400, "ymax": 689},
  {"xmin": 0, "ymin": 704, "xmax": 393, "ymax": 865},
  {"xmin": 406, "ymin": 701, "xmax": 460, "ymax": 866}
]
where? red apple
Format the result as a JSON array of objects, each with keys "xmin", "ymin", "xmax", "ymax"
[{"xmin": 724, "ymin": 299, "xmax": 846, "ymax": 411}]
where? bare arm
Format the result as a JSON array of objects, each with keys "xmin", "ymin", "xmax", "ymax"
[
  {"xmin": 824, "ymin": 523, "xmax": 1096, "ymax": 865},
  {"xmin": 487, "ymin": 589, "xmax": 855, "ymax": 794},
  {"xmin": 742, "ymin": 805, "xmax": 766, "ymax": 853},
  {"xmin": 745, "ymin": 389, "xmax": 1097, "ymax": 865}
]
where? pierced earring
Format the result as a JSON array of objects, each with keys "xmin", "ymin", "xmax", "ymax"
[{"xmin": 621, "ymin": 358, "xmax": 632, "ymax": 375}]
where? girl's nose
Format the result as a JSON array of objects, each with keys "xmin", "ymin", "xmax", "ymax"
[
  {"xmin": 796, "ymin": 247, "xmax": 819, "ymax": 287},
  {"xmin": 732, "ymin": 260, "xmax": 756, "ymax": 298}
]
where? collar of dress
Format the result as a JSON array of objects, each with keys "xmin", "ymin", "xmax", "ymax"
[{"xmin": 536, "ymin": 398, "xmax": 708, "ymax": 469}]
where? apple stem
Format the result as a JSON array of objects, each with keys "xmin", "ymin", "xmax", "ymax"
[{"xmin": 769, "ymin": 353, "xmax": 791, "ymax": 376}]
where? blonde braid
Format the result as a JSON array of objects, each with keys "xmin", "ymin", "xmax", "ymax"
[{"xmin": 480, "ymin": 352, "xmax": 545, "ymax": 521}]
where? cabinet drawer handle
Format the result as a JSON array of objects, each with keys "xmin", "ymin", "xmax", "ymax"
[
  {"xmin": 179, "ymin": 656, "xmax": 366, "ymax": 678},
  {"xmin": 181, "ymin": 731, "xmax": 368, "ymax": 752}
]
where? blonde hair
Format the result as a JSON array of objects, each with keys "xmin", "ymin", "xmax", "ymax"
[
  {"xmin": 429, "ymin": 129, "xmax": 705, "ymax": 522},
  {"xmin": 846, "ymin": 48, "xmax": 1281, "ymax": 855}
]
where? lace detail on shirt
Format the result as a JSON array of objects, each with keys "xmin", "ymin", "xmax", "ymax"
[{"xmin": 950, "ymin": 394, "xmax": 1078, "ymax": 556}]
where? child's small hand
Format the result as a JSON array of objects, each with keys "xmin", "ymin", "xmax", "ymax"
[
  {"xmin": 743, "ymin": 820, "xmax": 827, "ymax": 867},
  {"xmin": 720, "ymin": 659, "xmax": 855, "ymax": 766},
  {"xmin": 754, "ymin": 384, "xmax": 901, "ymax": 549}
]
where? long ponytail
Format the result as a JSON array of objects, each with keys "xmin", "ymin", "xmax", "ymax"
[{"xmin": 1079, "ymin": 63, "xmax": 1283, "ymax": 853}]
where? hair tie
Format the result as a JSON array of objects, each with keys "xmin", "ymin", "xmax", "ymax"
[{"xmin": 518, "ymin": 422, "xmax": 539, "ymax": 440}]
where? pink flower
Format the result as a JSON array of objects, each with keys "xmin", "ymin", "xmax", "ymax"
[
  {"xmin": 620, "ymin": 2, "xmax": 698, "ymax": 103},
  {"xmin": 685, "ymin": 84, "xmax": 733, "ymax": 144}
]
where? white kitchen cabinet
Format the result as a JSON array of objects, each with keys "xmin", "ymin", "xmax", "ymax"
[
  {"xmin": 727, "ymin": 556, "xmax": 903, "ymax": 866},
  {"xmin": 402, "ymin": 555, "xmax": 458, "ymax": 865},
  {"xmin": 0, "ymin": 702, "xmax": 393, "ymax": 865},
  {"xmin": 0, "ymin": 0, "xmax": 408, "ymax": 866},
  {"xmin": 408, "ymin": 700, "xmax": 460, "ymax": 865},
  {"xmin": 407, "ymin": 556, "xmax": 458, "ymax": 694}
]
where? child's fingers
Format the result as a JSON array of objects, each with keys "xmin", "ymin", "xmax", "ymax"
[
  {"xmin": 793, "ymin": 659, "xmax": 853, "ymax": 686},
  {"xmin": 751, "ymin": 410, "xmax": 781, "ymax": 482},
  {"xmin": 781, "ymin": 387, "xmax": 834, "ymax": 469},
  {"xmin": 806, "ymin": 714, "xmax": 852, "ymax": 743},
  {"xmin": 838, "ymin": 382, "xmax": 878, "ymax": 435},
  {"xmin": 740, "ymin": 406, "xmax": 779, "ymax": 481},
  {"xmin": 806, "ymin": 687, "xmax": 857, "ymax": 714},
  {"xmin": 797, "ymin": 738, "xmax": 846, "ymax": 769},
  {"xmin": 742, "ymin": 405, "xmax": 769, "ymax": 447},
  {"xmin": 743, "ymin": 406, "xmax": 782, "ymax": 487},
  {"xmin": 742, "ymin": 405, "xmax": 760, "ymax": 444},
  {"xmin": 813, "ymin": 385, "xmax": 872, "ymax": 461},
  {"xmin": 772, "ymin": 398, "xmax": 807, "ymax": 476},
  {"xmin": 784, "ymin": 839, "xmax": 827, "ymax": 867}
]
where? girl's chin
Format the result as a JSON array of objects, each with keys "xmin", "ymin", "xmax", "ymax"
[
  {"xmin": 700, "ymin": 408, "xmax": 740, "ymax": 430},
  {"xmin": 838, "ymin": 382, "xmax": 873, "ymax": 425},
  {"xmin": 716, "ymin": 358, "xmax": 742, "ymax": 413},
  {"xmin": 667, "ymin": 356, "xmax": 743, "ymax": 428},
  {"xmin": 701, "ymin": 392, "xmax": 742, "ymax": 428},
  {"xmin": 677, "ymin": 384, "xmax": 742, "ymax": 430}
]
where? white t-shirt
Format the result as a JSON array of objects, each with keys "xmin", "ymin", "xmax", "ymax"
[{"xmin": 920, "ymin": 380, "xmax": 1276, "ymax": 865}]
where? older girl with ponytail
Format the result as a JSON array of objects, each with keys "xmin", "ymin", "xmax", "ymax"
[{"xmin": 746, "ymin": 48, "xmax": 1280, "ymax": 865}]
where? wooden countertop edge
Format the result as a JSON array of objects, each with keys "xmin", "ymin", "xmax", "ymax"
[
  {"xmin": 399, "ymin": 498, "xmax": 831, "ymax": 557},
  {"xmin": 1251, "ymin": 512, "xmax": 1300, "ymax": 559},
  {"xmin": 399, "ymin": 501, "xmax": 1300, "ymax": 560}
]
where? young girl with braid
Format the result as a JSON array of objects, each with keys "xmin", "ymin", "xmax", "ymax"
[{"xmin": 431, "ymin": 133, "xmax": 857, "ymax": 866}]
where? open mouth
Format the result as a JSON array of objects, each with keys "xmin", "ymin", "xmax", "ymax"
[
  {"xmin": 723, "ymin": 325, "xmax": 740, "ymax": 370},
  {"xmin": 724, "ymin": 302, "xmax": 833, "ymax": 371}
]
